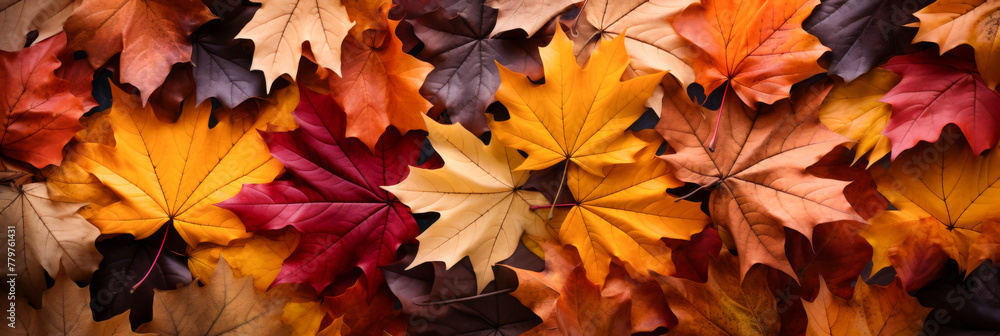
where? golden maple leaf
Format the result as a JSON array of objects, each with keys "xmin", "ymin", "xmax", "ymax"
[
  {"xmin": 384, "ymin": 115, "xmax": 549, "ymax": 293},
  {"xmin": 489, "ymin": 28, "xmax": 665, "ymax": 176},
  {"xmin": 68, "ymin": 85, "xmax": 286, "ymax": 246}
]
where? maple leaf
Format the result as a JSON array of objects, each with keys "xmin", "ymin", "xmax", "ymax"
[
  {"xmin": 568, "ymin": 0, "xmax": 697, "ymax": 87},
  {"xmin": 657, "ymin": 79, "xmax": 863, "ymax": 279},
  {"xmin": 382, "ymin": 244, "xmax": 542, "ymax": 335},
  {"xmin": 64, "ymin": 0, "xmax": 214, "ymax": 103},
  {"xmin": 0, "ymin": 0, "xmax": 79, "ymax": 51},
  {"xmin": 399, "ymin": 2, "xmax": 550, "ymax": 134},
  {"xmin": 801, "ymin": 277, "xmax": 931, "ymax": 335},
  {"xmin": 490, "ymin": 28, "xmax": 665, "ymax": 175},
  {"xmin": 10, "ymin": 273, "xmax": 145, "ymax": 335},
  {"xmin": 384, "ymin": 115, "xmax": 548, "ymax": 293},
  {"xmin": 138, "ymin": 257, "xmax": 292, "ymax": 335},
  {"xmin": 671, "ymin": 0, "xmax": 829, "ymax": 106},
  {"xmin": 191, "ymin": 1, "xmax": 268, "ymax": 109},
  {"xmin": 218, "ymin": 85, "xmax": 424, "ymax": 295},
  {"xmin": 654, "ymin": 250, "xmax": 780, "ymax": 335},
  {"xmin": 485, "ymin": 0, "xmax": 578, "ymax": 37},
  {"xmin": 188, "ymin": 228, "xmax": 300, "ymax": 291},
  {"xmin": 89, "ymin": 226, "xmax": 193, "ymax": 329},
  {"xmin": 0, "ymin": 182, "xmax": 101, "ymax": 308},
  {"xmin": 803, "ymin": 0, "xmax": 933, "ymax": 82},
  {"xmin": 879, "ymin": 48, "xmax": 1000, "ymax": 159},
  {"xmin": 236, "ymin": 0, "xmax": 354, "ymax": 91},
  {"xmin": 818, "ymin": 68, "xmax": 898, "ymax": 167},
  {"xmin": 909, "ymin": 0, "xmax": 1000, "ymax": 89},
  {"xmin": 548, "ymin": 134, "xmax": 709, "ymax": 285},
  {"xmin": 304, "ymin": 18, "xmax": 433, "ymax": 150},
  {"xmin": 863, "ymin": 131, "xmax": 1000, "ymax": 290},
  {"xmin": 1, "ymin": 33, "xmax": 85, "ymax": 168},
  {"xmin": 67, "ymin": 84, "xmax": 284, "ymax": 246},
  {"xmin": 508, "ymin": 239, "xmax": 674, "ymax": 335}
]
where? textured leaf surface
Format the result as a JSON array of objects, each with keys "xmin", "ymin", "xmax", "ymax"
[
  {"xmin": 237, "ymin": 0, "xmax": 354, "ymax": 91},
  {"xmin": 0, "ymin": 182, "xmax": 100, "ymax": 307},
  {"xmin": 570, "ymin": 0, "xmax": 696, "ymax": 86},
  {"xmin": 864, "ymin": 133, "xmax": 1000, "ymax": 290},
  {"xmin": 138, "ymin": 257, "xmax": 292, "ymax": 335},
  {"xmin": 191, "ymin": 2, "xmax": 267, "ymax": 109},
  {"xmin": 0, "ymin": 0, "xmax": 79, "ymax": 51},
  {"xmin": 655, "ymin": 251, "xmax": 780, "ymax": 335},
  {"xmin": 879, "ymin": 49, "xmax": 1000, "ymax": 159},
  {"xmin": 490, "ymin": 28, "xmax": 665, "ymax": 175},
  {"xmin": 672, "ymin": 0, "xmax": 828, "ymax": 106},
  {"xmin": 400, "ymin": 2, "xmax": 549, "ymax": 134},
  {"xmin": 89, "ymin": 226, "xmax": 193, "ymax": 328},
  {"xmin": 803, "ymin": 0, "xmax": 932, "ymax": 81},
  {"xmin": 485, "ymin": 0, "xmax": 577, "ymax": 37},
  {"xmin": 382, "ymin": 244, "xmax": 542, "ymax": 335},
  {"xmin": 64, "ymin": 0, "xmax": 214, "ymax": 103},
  {"xmin": 818, "ymin": 68, "xmax": 898, "ymax": 166},
  {"xmin": 801, "ymin": 277, "xmax": 931, "ymax": 336},
  {"xmin": 550, "ymin": 135, "xmax": 709, "ymax": 285},
  {"xmin": 320, "ymin": 277, "xmax": 407, "ymax": 336},
  {"xmin": 657, "ymin": 79, "xmax": 862, "ymax": 278},
  {"xmin": 11, "ymin": 273, "xmax": 144, "ymax": 336},
  {"xmin": 188, "ymin": 229, "xmax": 300, "ymax": 291},
  {"xmin": 385, "ymin": 115, "xmax": 547, "ymax": 292},
  {"xmin": 910, "ymin": 0, "xmax": 1000, "ymax": 89},
  {"xmin": 508, "ymin": 239, "xmax": 673, "ymax": 335},
  {"xmin": 1, "ymin": 33, "xmax": 85, "ymax": 168},
  {"xmin": 219, "ymin": 85, "xmax": 423, "ymax": 294},
  {"xmin": 67, "ymin": 84, "xmax": 284, "ymax": 246},
  {"xmin": 321, "ymin": 19, "xmax": 432, "ymax": 149}
]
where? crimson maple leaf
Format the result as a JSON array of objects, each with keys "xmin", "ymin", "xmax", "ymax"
[{"xmin": 219, "ymin": 84, "xmax": 427, "ymax": 294}]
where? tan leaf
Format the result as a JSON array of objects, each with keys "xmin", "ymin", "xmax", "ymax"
[{"xmin": 138, "ymin": 257, "xmax": 292, "ymax": 335}]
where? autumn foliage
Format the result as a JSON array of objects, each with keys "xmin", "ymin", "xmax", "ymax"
[{"xmin": 3, "ymin": 0, "xmax": 1000, "ymax": 335}]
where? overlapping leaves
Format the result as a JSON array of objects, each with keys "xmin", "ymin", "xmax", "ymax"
[{"xmin": 7, "ymin": 0, "xmax": 1000, "ymax": 334}]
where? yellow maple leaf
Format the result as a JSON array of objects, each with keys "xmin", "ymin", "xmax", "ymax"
[
  {"xmin": 384, "ymin": 114, "xmax": 549, "ymax": 293},
  {"xmin": 863, "ymin": 134, "xmax": 1000, "ymax": 289},
  {"xmin": 490, "ymin": 28, "xmax": 665, "ymax": 176},
  {"xmin": 551, "ymin": 133, "xmax": 710, "ymax": 285},
  {"xmin": 68, "ymin": 85, "xmax": 285, "ymax": 246}
]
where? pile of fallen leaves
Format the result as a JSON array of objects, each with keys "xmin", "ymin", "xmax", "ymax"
[{"xmin": 2, "ymin": 0, "xmax": 999, "ymax": 334}]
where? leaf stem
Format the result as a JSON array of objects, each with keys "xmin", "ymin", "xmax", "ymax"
[
  {"xmin": 707, "ymin": 81, "xmax": 730, "ymax": 153},
  {"xmin": 529, "ymin": 203, "xmax": 576, "ymax": 210},
  {"xmin": 548, "ymin": 162, "xmax": 570, "ymax": 220},
  {"xmin": 412, "ymin": 288, "xmax": 514, "ymax": 306},
  {"xmin": 568, "ymin": 0, "xmax": 589, "ymax": 37},
  {"xmin": 130, "ymin": 225, "xmax": 169, "ymax": 293},
  {"xmin": 673, "ymin": 179, "xmax": 721, "ymax": 202}
]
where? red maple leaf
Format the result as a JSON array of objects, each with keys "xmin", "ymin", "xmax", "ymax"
[{"xmin": 219, "ymin": 83, "xmax": 427, "ymax": 294}]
